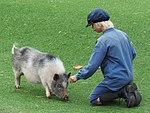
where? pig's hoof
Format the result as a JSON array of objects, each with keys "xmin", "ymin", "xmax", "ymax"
[
  {"xmin": 52, "ymin": 94, "xmax": 56, "ymax": 96},
  {"xmin": 15, "ymin": 85, "xmax": 21, "ymax": 89},
  {"xmin": 46, "ymin": 94, "xmax": 52, "ymax": 99},
  {"xmin": 47, "ymin": 95, "xmax": 52, "ymax": 99}
]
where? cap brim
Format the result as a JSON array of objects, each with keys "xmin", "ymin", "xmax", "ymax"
[{"xmin": 86, "ymin": 23, "xmax": 92, "ymax": 28}]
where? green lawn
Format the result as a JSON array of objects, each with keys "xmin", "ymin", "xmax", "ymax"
[{"xmin": 0, "ymin": 0, "xmax": 150, "ymax": 113}]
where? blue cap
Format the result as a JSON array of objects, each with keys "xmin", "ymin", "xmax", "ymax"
[{"xmin": 86, "ymin": 8, "xmax": 110, "ymax": 27}]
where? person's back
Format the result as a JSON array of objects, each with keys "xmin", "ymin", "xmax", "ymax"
[{"xmin": 97, "ymin": 28, "xmax": 136, "ymax": 91}]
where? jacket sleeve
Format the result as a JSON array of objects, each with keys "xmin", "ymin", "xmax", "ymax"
[{"xmin": 76, "ymin": 41, "xmax": 107, "ymax": 80}]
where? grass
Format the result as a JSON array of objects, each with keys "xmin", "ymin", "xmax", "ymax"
[{"xmin": 0, "ymin": 0, "xmax": 150, "ymax": 113}]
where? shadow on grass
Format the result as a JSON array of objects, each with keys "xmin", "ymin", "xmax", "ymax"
[
  {"xmin": 98, "ymin": 99, "xmax": 127, "ymax": 108},
  {"xmin": 12, "ymin": 86, "xmax": 70, "ymax": 102}
]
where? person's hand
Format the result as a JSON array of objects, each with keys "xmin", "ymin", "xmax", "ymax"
[{"xmin": 70, "ymin": 75, "xmax": 77, "ymax": 83}]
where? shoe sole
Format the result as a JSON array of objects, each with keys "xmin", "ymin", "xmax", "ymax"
[{"xmin": 134, "ymin": 90, "xmax": 142, "ymax": 106}]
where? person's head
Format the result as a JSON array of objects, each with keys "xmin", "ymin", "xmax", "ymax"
[{"xmin": 86, "ymin": 8, "xmax": 114, "ymax": 32}]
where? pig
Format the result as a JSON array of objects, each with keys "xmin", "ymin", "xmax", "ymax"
[{"xmin": 12, "ymin": 44, "xmax": 70, "ymax": 101}]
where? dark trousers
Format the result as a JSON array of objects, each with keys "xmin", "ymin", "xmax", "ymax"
[{"xmin": 90, "ymin": 84, "xmax": 121, "ymax": 105}]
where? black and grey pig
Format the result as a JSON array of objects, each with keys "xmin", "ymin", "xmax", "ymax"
[{"xmin": 12, "ymin": 44, "xmax": 70, "ymax": 101}]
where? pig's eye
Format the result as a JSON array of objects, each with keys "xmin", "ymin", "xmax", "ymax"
[{"xmin": 57, "ymin": 84, "xmax": 62, "ymax": 88}]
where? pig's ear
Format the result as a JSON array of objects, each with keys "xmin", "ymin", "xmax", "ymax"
[
  {"xmin": 53, "ymin": 74, "xmax": 59, "ymax": 81},
  {"xmin": 67, "ymin": 72, "xmax": 71, "ymax": 79}
]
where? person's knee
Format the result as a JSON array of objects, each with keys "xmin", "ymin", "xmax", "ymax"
[
  {"xmin": 90, "ymin": 99, "xmax": 97, "ymax": 105},
  {"xmin": 89, "ymin": 95, "xmax": 97, "ymax": 105}
]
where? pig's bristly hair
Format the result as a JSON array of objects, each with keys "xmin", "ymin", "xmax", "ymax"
[
  {"xmin": 54, "ymin": 58, "xmax": 65, "ymax": 74},
  {"xmin": 12, "ymin": 44, "xmax": 17, "ymax": 55}
]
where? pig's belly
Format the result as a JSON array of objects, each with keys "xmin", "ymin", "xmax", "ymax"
[{"xmin": 22, "ymin": 68, "xmax": 41, "ymax": 83}]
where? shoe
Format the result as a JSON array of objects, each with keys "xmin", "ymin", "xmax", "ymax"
[
  {"xmin": 124, "ymin": 82, "xmax": 142, "ymax": 108},
  {"xmin": 124, "ymin": 83, "xmax": 136, "ymax": 107},
  {"xmin": 125, "ymin": 93, "xmax": 136, "ymax": 107}
]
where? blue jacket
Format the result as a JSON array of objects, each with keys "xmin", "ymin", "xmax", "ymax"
[{"xmin": 76, "ymin": 28, "xmax": 136, "ymax": 91}]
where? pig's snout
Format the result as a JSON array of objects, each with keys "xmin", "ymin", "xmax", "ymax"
[{"xmin": 62, "ymin": 95, "xmax": 69, "ymax": 101}]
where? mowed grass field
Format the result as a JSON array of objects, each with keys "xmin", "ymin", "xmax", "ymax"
[{"xmin": 0, "ymin": 0, "xmax": 150, "ymax": 113}]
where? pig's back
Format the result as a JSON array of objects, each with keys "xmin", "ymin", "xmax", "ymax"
[{"xmin": 20, "ymin": 47, "xmax": 65, "ymax": 83}]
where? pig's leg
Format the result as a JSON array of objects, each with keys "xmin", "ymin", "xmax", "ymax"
[
  {"xmin": 41, "ymin": 81, "xmax": 52, "ymax": 98},
  {"xmin": 45, "ymin": 86, "xmax": 52, "ymax": 98},
  {"xmin": 12, "ymin": 68, "xmax": 22, "ymax": 89}
]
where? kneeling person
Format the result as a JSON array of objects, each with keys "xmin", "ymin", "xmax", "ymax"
[{"xmin": 70, "ymin": 8, "xmax": 142, "ymax": 108}]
